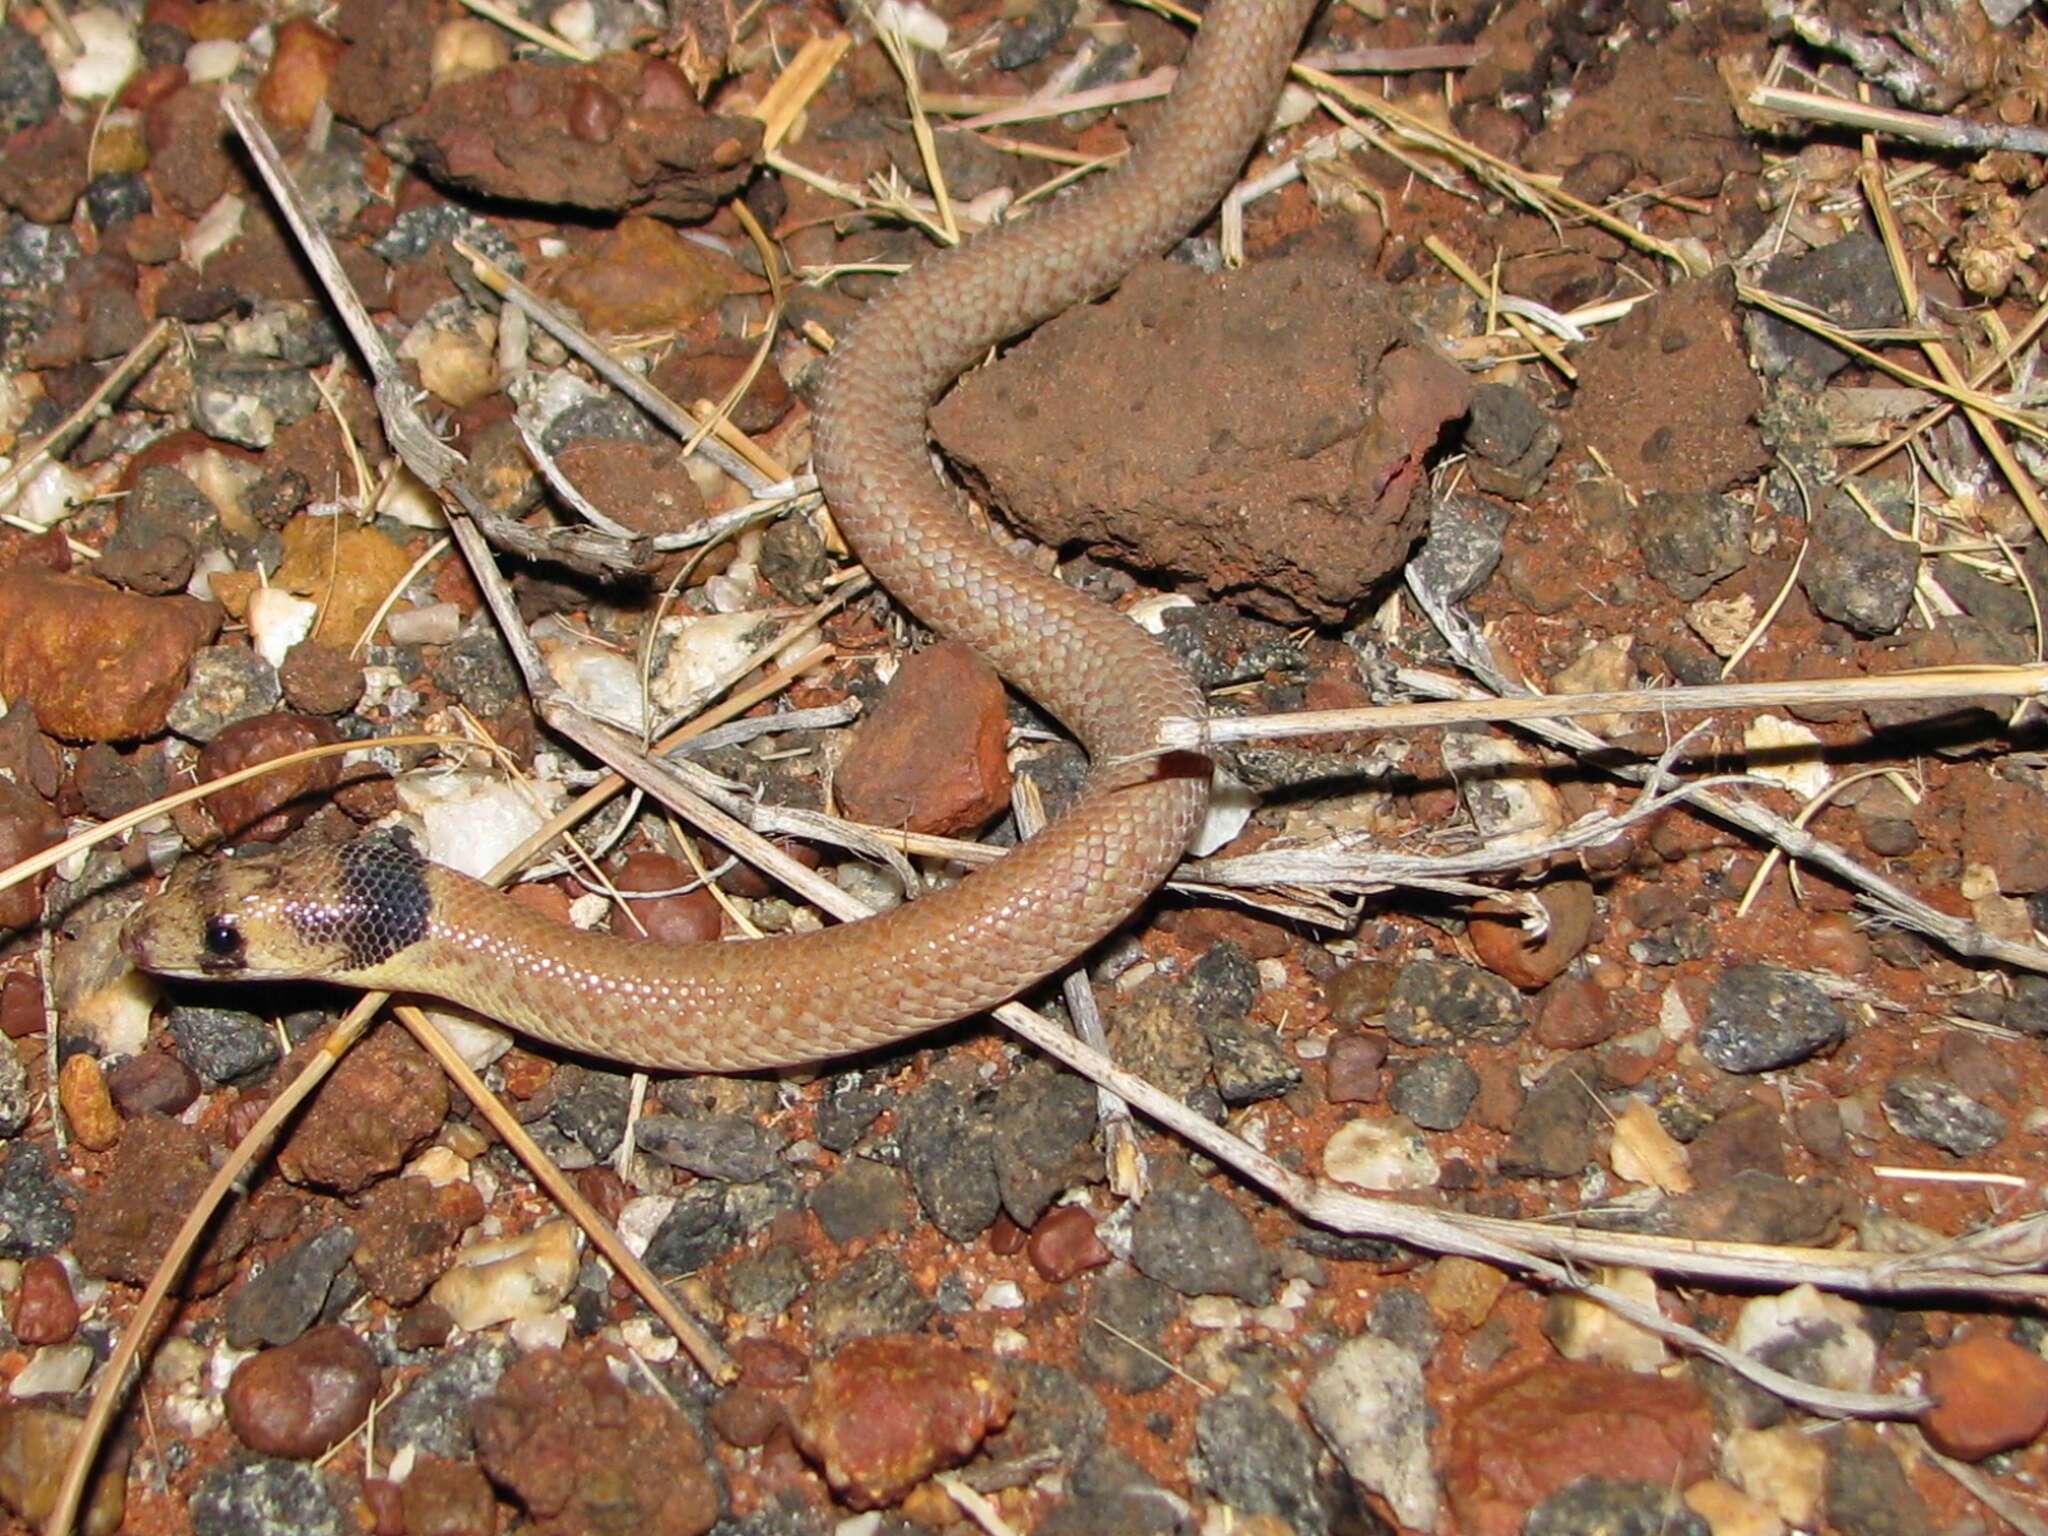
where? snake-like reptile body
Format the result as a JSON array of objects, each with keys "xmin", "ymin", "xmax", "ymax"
[{"xmin": 123, "ymin": 0, "xmax": 1320, "ymax": 1072}]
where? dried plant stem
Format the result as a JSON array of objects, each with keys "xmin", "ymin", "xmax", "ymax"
[
  {"xmin": 1173, "ymin": 665, "xmax": 2048, "ymax": 749},
  {"xmin": 0, "ymin": 317, "xmax": 174, "ymax": 521},
  {"xmin": 1752, "ymin": 84, "xmax": 2048, "ymax": 157}
]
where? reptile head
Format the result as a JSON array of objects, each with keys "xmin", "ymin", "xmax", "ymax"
[{"xmin": 123, "ymin": 836, "xmax": 434, "ymax": 983}]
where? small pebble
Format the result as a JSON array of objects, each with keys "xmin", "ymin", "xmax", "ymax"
[
  {"xmin": 1919, "ymin": 1330, "xmax": 2048, "ymax": 1459},
  {"xmin": 11, "ymin": 1256, "xmax": 80, "ymax": 1345},
  {"xmin": 58, "ymin": 1052, "xmax": 120, "ymax": 1151},
  {"xmin": 225, "ymin": 1323, "xmax": 381, "ymax": 1459},
  {"xmin": 1026, "ymin": 1205, "xmax": 1111, "ymax": 1283}
]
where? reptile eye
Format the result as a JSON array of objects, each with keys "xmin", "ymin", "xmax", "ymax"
[{"xmin": 202, "ymin": 916, "xmax": 243, "ymax": 962}]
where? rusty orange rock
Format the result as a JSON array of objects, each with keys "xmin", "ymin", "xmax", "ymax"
[{"xmin": 0, "ymin": 569, "xmax": 219, "ymax": 741}]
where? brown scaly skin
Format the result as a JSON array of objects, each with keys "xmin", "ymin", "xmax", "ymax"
[{"xmin": 123, "ymin": 0, "xmax": 1321, "ymax": 1073}]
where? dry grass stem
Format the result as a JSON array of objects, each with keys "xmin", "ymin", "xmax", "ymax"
[
  {"xmin": 1175, "ymin": 665, "xmax": 2048, "ymax": 749},
  {"xmin": 0, "ymin": 316, "xmax": 174, "ymax": 522},
  {"xmin": 1751, "ymin": 83, "xmax": 2048, "ymax": 156},
  {"xmin": 454, "ymin": 0, "xmax": 596, "ymax": 61}
]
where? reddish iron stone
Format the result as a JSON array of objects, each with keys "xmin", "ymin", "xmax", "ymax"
[
  {"xmin": 1444, "ymin": 1361, "xmax": 1716, "ymax": 1536},
  {"xmin": 1920, "ymin": 1331, "xmax": 2048, "ymax": 1459},
  {"xmin": 350, "ymin": 1175, "xmax": 486, "ymax": 1305},
  {"xmin": 1026, "ymin": 1205, "xmax": 1112, "ymax": 1284},
  {"xmin": 12, "ymin": 1256, "xmax": 80, "ymax": 1345},
  {"xmin": 0, "ymin": 779, "xmax": 63, "ymax": 930},
  {"xmin": 836, "ymin": 640, "xmax": 1012, "ymax": 837},
  {"xmin": 610, "ymin": 851, "xmax": 723, "ymax": 943},
  {"xmin": 1468, "ymin": 879, "xmax": 1596, "ymax": 990},
  {"xmin": 226, "ymin": 1323, "xmax": 380, "ymax": 1459},
  {"xmin": 400, "ymin": 1455, "xmax": 499, "ymax": 1536},
  {"xmin": 0, "ymin": 569, "xmax": 219, "ymax": 741},
  {"xmin": 277, "ymin": 1025, "xmax": 451, "ymax": 1194},
  {"xmin": 788, "ymin": 1335, "xmax": 1012, "ymax": 1509},
  {"xmin": 195, "ymin": 712, "xmax": 343, "ymax": 845},
  {"xmin": 0, "ymin": 974, "xmax": 44, "ymax": 1039},
  {"xmin": 1532, "ymin": 976, "xmax": 1621, "ymax": 1050},
  {"xmin": 475, "ymin": 1345, "xmax": 721, "ymax": 1536},
  {"xmin": 1324, "ymin": 1033, "xmax": 1387, "ymax": 1104}
]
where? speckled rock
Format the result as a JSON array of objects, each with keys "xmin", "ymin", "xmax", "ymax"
[
  {"xmin": 166, "ymin": 644, "xmax": 285, "ymax": 743},
  {"xmin": 1384, "ymin": 960, "xmax": 1528, "ymax": 1048},
  {"xmin": 1699, "ymin": 966, "xmax": 1847, "ymax": 1073},
  {"xmin": 1881, "ymin": 1069, "xmax": 2006, "ymax": 1157},
  {"xmin": 10, "ymin": 1255, "xmax": 79, "ymax": 1345},
  {"xmin": 188, "ymin": 1453, "xmax": 346, "ymax": 1536}
]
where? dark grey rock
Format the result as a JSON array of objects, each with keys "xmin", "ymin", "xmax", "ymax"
[
  {"xmin": 1038, "ymin": 1447, "xmax": 1187, "ymax": 1536},
  {"xmin": 167, "ymin": 1004, "xmax": 280, "ymax": 1085},
  {"xmin": 1368, "ymin": 1287, "xmax": 1440, "ymax": 1360},
  {"xmin": 813, "ymin": 1082, "xmax": 886, "ymax": 1152},
  {"xmin": 1193, "ymin": 1390, "xmax": 1331, "ymax": 1536},
  {"xmin": 0, "ymin": 219, "xmax": 78, "ymax": 289},
  {"xmin": 2003, "ymin": 974, "xmax": 2048, "ymax": 1036},
  {"xmin": 720, "ymin": 1241, "xmax": 810, "ymax": 1318},
  {"xmin": 1463, "ymin": 385, "xmax": 1560, "ymax": 501},
  {"xmin": 427, "ymin": 620, "xmax": 523, "ymax": 717},
  {"xmin": 1387, "ymin": 1052, "xmax": 1479, "ymax": 1131},
  {"xmin": 1407, "ymin": 493, "xmax": 1508, "ymax": 604},
  {"xmin": 548, "ymin": 1065, "xmax": 631, "ymax": 1160},
  {"xmin": 1823, "ymin": 1429, "xmax": 1933, "ymax": 1536},
  {"xmin": 643, "ymin": 1184, "xmax": 737, "ymax": 1277},
  {"xmin": 993, "ymin": 1065, "xmax": 1101, "ymax": 1227},
  {"xmin": 226, "ymin": 1224, "xmax": 358, "ymax": 1349},
  {"xmin": 1635, "ymin": 489, "xmax": 1747, "ymax": 599},
  {"xmin": 1204, "ymin": 1015, "xmax": 1299, "ymax": 1105},
  {"xmin": 1882, "ymin": 1069, "xmax": 2006, "ymax": 1156},
  {"xmin": 0, "ymin": 1141, "xmax": 73, "ymax": 1257},
  {"xmin": 1383, "ymin": 960, "xmax": 1526, "ymax": 1048},
  {"xmin": 1750, "ymin": 235, "xmax": 1904, "ymax": 385},
  {"xmin": 0, "ymin": 22, "xmax": 59, "ymax": 135},
  {"xmin": 635, "ymin": 1112, "xmax": 778, "ymax": 1182},
  {"xmin": 380, "ymin": 1336, "xmax": 512, "ymax": 1457},
  {"xmin": 808, "ymin": 1249, "xmax": 932, "ymax": 1349},
  {"xmin": 1499, "ymin": 1062, "xmax": 1600, "ymax": 1179},
  {"xmin": 1130, "ymin": 1173, "xmax": 1269, "ymax": 1304},
  {"xmin": 1524, "ymin": 1476, "xmax": 1706, "ymax": 1536},
  {"xmin": 987, "ymin": 1359, "xmax": 1107, "ymax": 1476},
  {"xmin": 808, "ymin": 1156, "xmax": 912, "ymax": 1244},
  {"xmin": 897, "ymin": 1076, "xmax": 999, "ymax": 1242},
  {"xmin": 992, "ymin": 0, "xmax": 1076, "ymax": 70},
  {"xmin": 166, "ymin": 645, "xmax": 284, "ymax": 743},
  {"xmin": 1159, "ymin": 605, "xmax": 1309, "ymax": 689},
  {"xmin": 1700, "ymin": 965, "xmax": 1847, "ymax": 1073},
  {"xmin": 189, "ymin": 1455, "xmax": 347, "ymax": 1536},
  {"xmin": 84, "ymin": 171, "xmax": 152, "ymax": 230},
  {"xmin": 1079, "ymin": 1267, "xmax": 1178, "ymax": 1392},
  {"xmin": 1801, "ymin": 494, "xmax": 1916, "ymax": 636}
]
